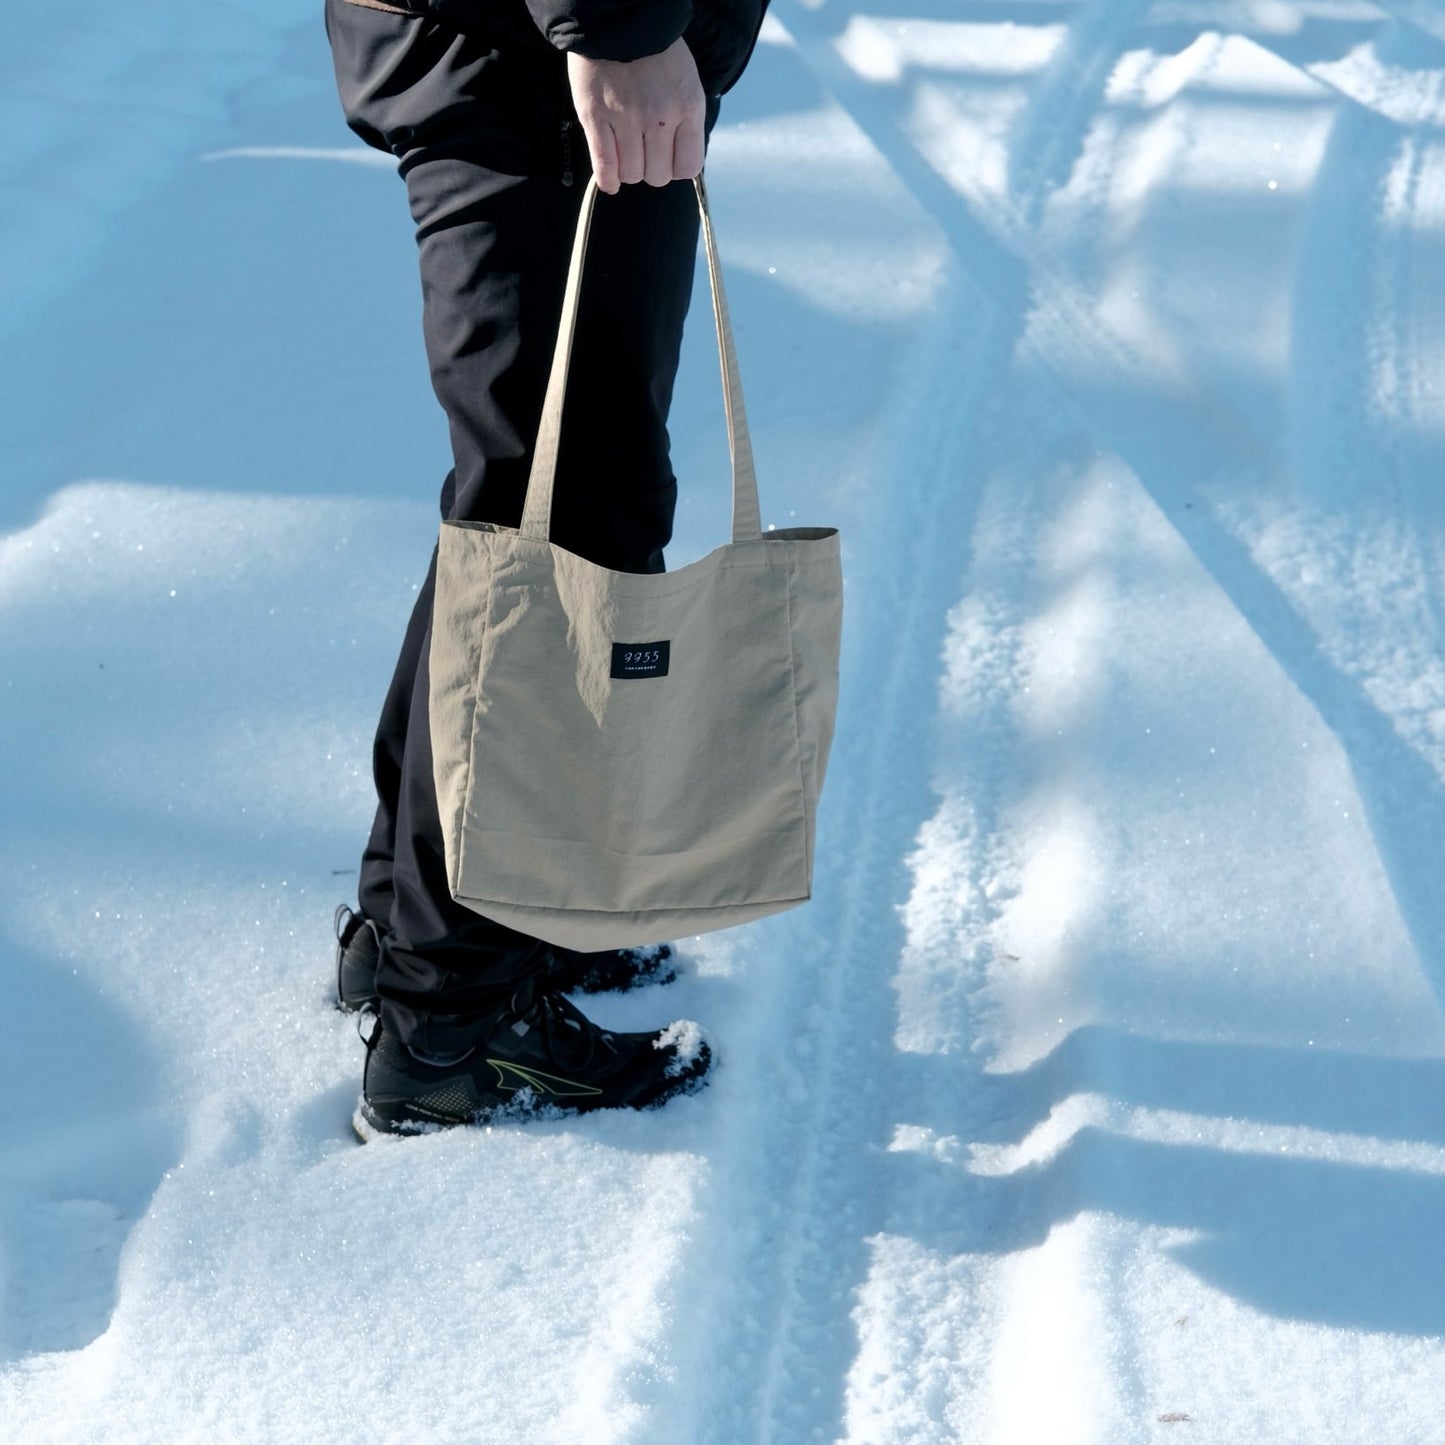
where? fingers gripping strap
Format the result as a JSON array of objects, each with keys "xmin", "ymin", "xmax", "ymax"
[{"xmin": 520, "ymin": 175, "xmax": 763, "ymax": 545}]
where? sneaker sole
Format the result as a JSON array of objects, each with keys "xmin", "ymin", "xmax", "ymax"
[
  {"xmin": 352, "ymin": 1092, "xmax": 569, "ymax": 1142},
  {"xmin": 352, "ymin": 1101, "xmax": 447, "ymax": 1143}
]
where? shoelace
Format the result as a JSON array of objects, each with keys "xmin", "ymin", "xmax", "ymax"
[{"xmin": 508, "ymin": 981, "xmax": 616, "ymax": 1074}]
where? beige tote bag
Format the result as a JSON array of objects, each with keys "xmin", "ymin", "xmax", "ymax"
[{"xmin": 429, "ymin": 174, "xmax": 842, "ymax": 952}]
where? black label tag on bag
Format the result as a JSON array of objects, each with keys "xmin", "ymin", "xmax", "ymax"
[{"xmin": 611, "ymin": 641, "xmax": 670, "ymax": 680}]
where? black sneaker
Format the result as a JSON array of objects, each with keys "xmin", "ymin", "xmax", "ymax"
[
  {"xmin": 332, "ymin": 903, "xmax": 675, "ymax": 1013},
  {"xmin": 550, "ymin": 942, "xmax": 677, "ymax": 994},
  {"xmin": 334, "ymin": 904, "xmax": 381, "ymax": 1013},
  {"xmin": 352, "ymin": 980, "xmax": 712, "ymax": 1139}
]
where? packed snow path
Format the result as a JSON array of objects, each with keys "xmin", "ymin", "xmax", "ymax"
[{"xmin": 5, "ymin": 2, "xmax": 1445, "ymax": 1440}]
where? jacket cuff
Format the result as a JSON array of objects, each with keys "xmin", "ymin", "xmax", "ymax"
[{"xmin": 523, "ymin": 0, "xmax": 693, "ymax": 62}]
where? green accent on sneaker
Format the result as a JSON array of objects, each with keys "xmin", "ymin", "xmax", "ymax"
[{"xmin": 487, "ymin": 1059, "xmax": 606, "ymax": 1098}]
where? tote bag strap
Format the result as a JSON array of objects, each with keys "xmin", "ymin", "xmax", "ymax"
[{"xmin": 520, "ymin": 173, "xmax": 764, "ymax": 546}]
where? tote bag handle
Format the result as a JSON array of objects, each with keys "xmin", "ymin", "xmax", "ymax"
[{"xmin": 519, "ymin": 173, "xmax": 764, "ymax": 546}]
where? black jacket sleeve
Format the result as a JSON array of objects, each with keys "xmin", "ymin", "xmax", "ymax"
[
  {"xmin": 521, "ymin": 0, "xmax": 693, "ymax": 61},
  {"xmin": 420, "ymin": 0, "xmax": 766, "ymax": 96}
]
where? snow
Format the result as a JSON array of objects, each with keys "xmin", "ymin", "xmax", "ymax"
[{"xmin": 5, "ymin": 0, "xmax": 1445, "ymax": 1440}]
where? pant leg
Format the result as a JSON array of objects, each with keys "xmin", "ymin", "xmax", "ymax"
[
  {"xmin": 331, "ymin": 0, "xmax": 570, "ymax": 955},
  {"xmin": 328, "ymin": 0, "xmax": 703, "ymax": 1057},
  {"xmin": 355, "ymin": 542, "xmax": 435, "ymax": 930}
]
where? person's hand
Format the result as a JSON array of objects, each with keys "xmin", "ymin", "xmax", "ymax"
[{"xmin": 566, "ymin": 39, "xmax": 705, "ymax": 195}]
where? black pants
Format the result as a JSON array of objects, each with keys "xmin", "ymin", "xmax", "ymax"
[{"xmin": 326, "ymin": 0, "xmax": 707, "ymax": 1058}]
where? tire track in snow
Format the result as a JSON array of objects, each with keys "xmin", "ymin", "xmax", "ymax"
[
  {"xmin": 975, "ymin": 16, "xmax": 1181, "ymax": 1422},
  {"xmin": 1006, "ymin": 0, "xmax": 1155, "ymax": 226},
  {"xmin": 773, "ymin": 12, "xmax": 1204, "ymax": 1437},
  {"xmin": 1277, "ymin": 41, "xmax": 1445, "ymax": 977},
  {"xmin": 871, "ymin": 9, "xmax": 1197, "ymax": 1433},
  {"xmin": 671, "ymin": 21, "xmax": 1096, "ymax": 1424},
  {"xmin": 1382, "ymin": 125, "xmax": 1445, "ymax": 677},
  {"xmin": 684, "ymin": 8, "xmax": 1184, "ymax": 1439},
  {"xmin": 683, "ymin": 262, "xmax": 1008, "ymax": 1444},
  {"xmin": 1103, "ymin": 16, "xmax": 1445, "ymax": 794},
  {"xmin": 868, "ymin": 443, "xmax": 1141, "ymax": 1443}
]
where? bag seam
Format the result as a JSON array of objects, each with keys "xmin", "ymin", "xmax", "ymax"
[
  {"xmin": 783, "ymin": 546, "xmax": 814, "ymax": 894},
  {"xmin": 452, "ymin": 542, "xmax": 492, "ymax": 901}
]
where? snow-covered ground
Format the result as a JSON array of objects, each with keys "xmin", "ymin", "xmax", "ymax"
[{"xmin": 5, "ymin": 1, "xmax": 1445, "ymax": 1439}]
